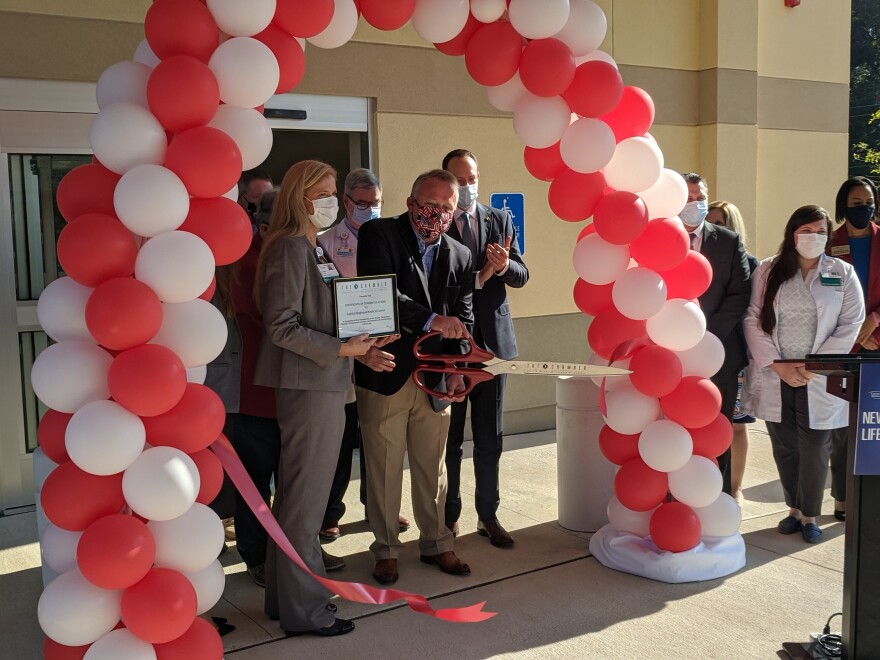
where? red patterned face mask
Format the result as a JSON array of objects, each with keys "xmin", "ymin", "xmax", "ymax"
[{"xmin": 411, "ymin": 203, "xmax": 453, "ymax": 242}]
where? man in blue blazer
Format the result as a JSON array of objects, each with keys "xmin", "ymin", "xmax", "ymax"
[{"xmin": 442, "ymin": 149, "xmax": 529, "ymax": 547}]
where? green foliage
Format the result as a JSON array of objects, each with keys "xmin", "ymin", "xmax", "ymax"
[{"xmin": 850, "ymin": 1, "xmax": 880, "ymax": 177}]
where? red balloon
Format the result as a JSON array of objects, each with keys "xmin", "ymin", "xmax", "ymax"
[
  {"xmin": 577, "ymin": 223, "xmax": 597, "ymax": 241},
  {"xmin": 629, "ymin": 345, "xmax": 682, "ymax": 397},
  {"xmin": 660, "ymin": 250, "xmax": 713, "ymax": 300},
  {"xmin": 199, "ymin": 276, "xmax": 217, "ymax": 302},
  {"xmin": 587, "ymin": 307, "xmax": 646, "ymax": 359},
  {"xmin": 43, "ymin": 638, "xmax": 89, "ymax": 660},
  {"xmin": 592, "ymin": 191, "xmax": 649, "ymax": 245},
  {"xmin": 254, "ymin": 24, "xmax": 306, "ymax": 93},
  {"xmin": 548, "ymin": 169, "xmax": 606, "ymax": 222},
  {"xmin": 154, "ymin": 616, "xmax": 224, "ymax": 660},
  {"xmin": 465, "ymin": 21, "xmax": 523, "ymax": 86},
  {"xmin": 78, "ymin": 514, "xmax": 156, "ymax": 589},
  {"xmin": 274, "ymin": 0, "xmax": 335, "ymax": 37},
  {"xmin": 573, "ymin": 278, "xmax": 614, "ymax": 316},
  {"xmin": 165, "ymin": 127, "xmax": 242, "ymax": 199},
  {"xmin": 601, "ymin": 86, "xmax": 656, "ymax": 142},
  {"xmin": 41, "ymin": 463, "xmax": 125, "ymax": 531},
  {"xmin": 108, "ymin": 344, "xmax": 187, "ymax": 417},
  {"xmin": 38, "ymin": 409, "xmax": 73, "ymax": 464},
  {"xmin": 434, "ymin": 13, "xmax": 483, "ymax": 56},
  {"xmin": 180, "ymin": 197, "xmax": 253, "ymax": 266},
  {"xmin": 145, "ymin": 0, "xmax": 219, "ymax": 63},
  {"xmin": 519, "ymin": 38, "xmax": 575, "ymax": 97},
  {"xmin": 523, "ymin": 142, "xmax": 566, "ymax": 182},
  {"xmin": 630, "ymin": 217, "xmax": 689, "ymax": 271},
  {"xmin": 142, "ymin": 383, "xmax": 226, "ymax": 453},
  {"xmin": 598, "ymin": 425, "xmax": 640, "ymax": 465},
  {"xmin": 122, "ymin": 568, "xmax": 197, "ymax": 644},
  {"xmin": 147, "ymin": 56, "xmax": 219, "ymax": 133},
  {"xmin": 57, "ymin": 214, "xmax": 139, "ymax": 287},
  {"xmin": 189, "ymin": 447, "xmax": 224, "ymax": 505},
  {"xmin": 564, "ymin": 61, "xmax": 624, "ymax": 118},
  {"xmin": 56, "ymin": 163, "xmax": 120, "ymax": 222},
  {"xmin": 85, "ymin": 278, "xmax": 163, "ymax": 351},
  {"xmin": 689, "ymin": 412, "xmax": 734, "ymax": 459},
  {"xmin": 661, "ymin": 376, "xmax": 722, "ymax": 429},
  {"xmin": 359, "ymin": 0, "xmax": 416, "ymax": 30},
  {"xmin": 614, "ymin": 458, "xmax": 668, "ymax": 512},
  {"xmin": 650, "ymin": 502, "xmax": 701, "ymax": 552}
]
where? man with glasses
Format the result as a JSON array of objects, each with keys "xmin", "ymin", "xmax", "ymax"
[{"xmin": 355, "ymin": 169, "xmax": 474, "ymax": 585}]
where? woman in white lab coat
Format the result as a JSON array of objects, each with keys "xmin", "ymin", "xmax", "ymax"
[{"xmin": 743, "ymin": 205, "xmax": 864, "ymax": 544}]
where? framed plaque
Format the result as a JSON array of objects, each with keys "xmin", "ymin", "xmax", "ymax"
[{"xmin": 333, "ymin": 274, "xmax": 400, "ymax": 340}]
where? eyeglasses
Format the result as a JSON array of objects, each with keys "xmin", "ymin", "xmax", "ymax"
[{"xmin": 346, "ymin": 194, "xmax": 382, "ymax": 211}]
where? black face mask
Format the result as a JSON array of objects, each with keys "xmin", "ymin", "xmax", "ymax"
[{"xmin": 845, "ymin": 205, "xmax": 876, "ymax": 230}]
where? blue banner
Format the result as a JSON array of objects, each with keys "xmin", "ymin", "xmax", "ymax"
[
  {"xmin": 490, "ymin": 192, "xmax": 525, "ymax": 255},
  {"xmin": 855, "ymin": 362, "xmax": 880, "ymax": 475}
]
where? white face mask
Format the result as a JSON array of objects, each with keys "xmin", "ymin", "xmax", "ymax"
[
  {"xmin": 308, "ymin": 196, "xmax": 339, "ymax": 229},
  {"xmin": 457, "ymin": 183, "xmax": 478, "ymax": 209},
  {"xmin": 795, "ymin": 232, "xmax": 827, "ymax": 259},
  {"xmin": 680, "ymin": 200, "xmax": 709, "ymax": 228}
]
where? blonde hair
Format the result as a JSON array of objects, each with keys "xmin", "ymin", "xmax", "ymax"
[
  {"xmin": 254, "ymin": 160, "xmax": 337, "ymax": 309},
  {"xmin": 708, "ymin": 200, "xmax": 747, "ymax": 245}
]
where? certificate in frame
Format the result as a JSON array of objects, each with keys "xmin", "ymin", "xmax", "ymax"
[{"xmin": 333, "ymin": 274, "xmax": 400, "ymax": 341}]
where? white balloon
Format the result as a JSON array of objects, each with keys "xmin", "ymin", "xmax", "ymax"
[
  {"xmin": 607, "ymin": 496, "xmax": 655, "ymax": 537},
  {"xmin": 553, "ymin": 0, "xmax": 606, "ymax": 57},
  {"xmin": 31, "ymin": 341, "xmax": 113, "ymax": 413},
  {"xmin": 149, "ymin": 504, "xmax": 224, "ymax": 573},
  {"xmin": 509, "ymin": 0, "xmax": 571, "ymax": 39},
  {"xmin": 604, "ymin": 136, "xmax": 664, "ymax": 193},
  {"xmin": 669, "ymin": 455, "xmax": 723, "ymax": 508},
  {"xmin": 693, "ymin": 492, "xmax": 742, "ymax": 537},
  {"xmin": 575, "ymin": 49, "xmax": 618, "ymax": 68},
  {"xmin": 186, "ymin": 364, "xmax": 208, "ymax": 384},
  {"xmin": 412, "ymin": 0, "xmax": 470, "ymax": 43},
  {"xmin": 612, "ymin": 267, "xmax": 667, "ymax": 320},
  {"xmin": 114, "ymin": 165, "xmax": 190, "ymax": 238},
  {"xmin": 637, "ymin": 168, "xmax": 689, "ymax": 220},
  {"xmin": 513, "ymin": 94, "xmax": 572, "ymax": 148},
  {"xmin": 152, "ymin": 299, "xmax": 228, "ymax": 368},
  {"xmin": 471, "ymin": 0, "xmax": 507, "ymax": 22},
  {"xmin": 208, "ymin": 105, "xmax": 273, "ymax": 170},
  {"xmin": 135, "ymin": 231, "xmax": 216, "ymax": 303},
  {"xmin": 37, "ymin": 277, "xmax": 94, "ymax": 343},
  {"xmin": 90, "ymin": 102, "xmax": 167, "ymax": 175},
  {"xmin": 603, "ymin": 383, "xmax": 661, "ymax": 435},
  {"xmin": 185, "ymin": 559, "xmax": 226, "ymax": 615},
  {"xmin": 66, "ymin": 400, "xmax": 146, "ymax": 476},
  {"xmin": 588, "ymin": 353, "xmax": 631, "ymax": 390},
  {"xmin": 40, "ymin": 525, "xmax": 82, "ymax": 574},
  {"xmin": 676, "ymin": 331, "xmax": 725, "ymax": 378},
  {"xmin": 572, "ymin": 233, "xmax": 630, "ymax": 285},
  {"xmin": 96, "ymin": 61, "xmax": 151, "ymax": 110},
  {"xmin": 209, "ymin": 37, "xmax": 280, "ymax": 109},
  {"xmin": 638, "ymin": 419, "xmax": 693, "ymax": 473},
  {"xmin": 123, "ymin": 447, "xmax": 200, "ymax": 522},
  {"xmin": 222, "ymin": 182, "xmax": 239, "ymax": 202},
  {"xmin": 133, "ymin": 39, "xmax": 160, "ymax": 68},
  {"xmin": 560, "ymin": 118, "xmax": 616, "ymax": 173},
  {"xmin": 207, "ymin": 0, "xmax": 275, "ymax": 37},
  {"xmin": 309, "ymin": 0, "xmax": 359, "ymax": 49},
  {"xmin": 647, "ymin": 299, "xmax": 706, "ymax": 352},
  {"xmin": 38, "ymin": 570, "xmax": 122, "ymax": 646},
  {"xmin": 85, "ymin": 628, "xmax": 157, "ymax": 660},
  {"xmin": 485, "ymin": 71, "xmax": 528, "ymax": 112}
]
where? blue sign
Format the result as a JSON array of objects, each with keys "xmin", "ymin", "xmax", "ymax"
[
  {"xmin": 490, "ymin": 192, "xmax": 525, "ymax": 255},
  {"xmin": 855, "ymin": 362, "xmax": 880, "ymax": 475}
]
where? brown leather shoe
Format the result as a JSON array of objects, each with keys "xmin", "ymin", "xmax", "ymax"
[
  {"xmin": 372, "ymin": 558, "xmax": 399, "ymax": 585},
  {"xmin": 420, "ymin": 551, "xmax": 470, "ymax": 576},
  {"xmin": 398, "ymin": 514, "xmax": 411, "ymax": 532},
  {"xmin": 477, "ymin": 517, "xmax": 514, "ymax": 548},
  {"xmin": 445, "ymin": 520, "xmax": 459, "ymax": 537}
]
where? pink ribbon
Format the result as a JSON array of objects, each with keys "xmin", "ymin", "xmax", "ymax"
[{"xmin": 210, "ymin": 434, "xmax": 496, "ymax": 623}]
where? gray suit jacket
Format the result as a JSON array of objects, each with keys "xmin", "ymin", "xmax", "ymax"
[{"xmin": 253, "ymin": 234, "xmax": 351, "ymax": 392}]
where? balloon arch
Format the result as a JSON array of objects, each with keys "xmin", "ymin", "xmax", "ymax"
[{"xmin": 32, "ymin": 0, "xmax": 745, "ymax": 656}]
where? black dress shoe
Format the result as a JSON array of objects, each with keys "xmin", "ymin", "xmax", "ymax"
[
  {"xmin": 285, "ymin": 617, "xmax": 355, "ymax": 637},
  {"xmin": 834, "ymin": 508, "xmax": 846, "ymax": 522},
  {"xmin": 477, "ymin": 517, "xmax": 514, "ymax": 547},
  {"xmin": 270, "ymin": 603, "xmax": 336, "ymax": 622}
]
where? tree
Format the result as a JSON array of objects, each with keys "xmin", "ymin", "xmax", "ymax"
[{"xmin": 850, "ymin": 0, "xmax": 880, "ymax": 177}]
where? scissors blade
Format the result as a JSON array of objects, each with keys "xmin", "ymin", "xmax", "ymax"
[{"xmin": 485, "ymin": 361, "xmax": 631, "ymax": 377}]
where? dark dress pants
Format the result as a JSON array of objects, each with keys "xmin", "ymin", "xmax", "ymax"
[
  {"xmin": 445, "ymin": 373, "xmax": 506, "ymax": 523},
  {"xmin": 712, "ymin": 370, "xmax": 739, "ymax": 496},
  {"xmin": 322, "ymin": 401, "xmax": 366, "ymax": 528}
]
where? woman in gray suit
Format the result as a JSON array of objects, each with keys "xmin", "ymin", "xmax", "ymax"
[{"xmin": 253, "ymin": 160, "xmax": 375, "ymax": 637}]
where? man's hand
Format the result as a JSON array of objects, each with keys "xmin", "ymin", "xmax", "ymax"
[
  {"xmin": 477, "ymin": 260, "xmax": 495, "ymax": 288},
  {"xmin": 485, "ymin": 235, "xmax": 511, "ymax": 274},
  {"xmin": 339, "ymin": 333, "xmax": 376, "ymax": 357},
  {"xmin": 374, "ymin": 334, "xmax": 400, "ymax": 348},
  {"xmin": 429, "ymin": 314, "xmax": 467, "ymax": 339},
  {"xmin": 355, "ymin": 346, "xmax": 396, "ymax": 372},
  {"xmin": 437, "ymin": 373, "xmax": 468, "ymax": 403}
]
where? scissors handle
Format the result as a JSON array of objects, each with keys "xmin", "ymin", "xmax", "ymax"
[
  {"xmin": 412, "ymin": 365, "xmax": 494, "ymax": 398},
  {"xmin": 412, "ymin": 331, "xmax": 495, "ymax": 364}
]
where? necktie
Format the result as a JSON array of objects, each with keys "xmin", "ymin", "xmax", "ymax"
[
  {"xmin": 460, "ymin": 212, "xmax": 478, "ymax": 266},
  {"xmin": 689, "ymin": 232, "xmax": 697, "ymax": 250}
]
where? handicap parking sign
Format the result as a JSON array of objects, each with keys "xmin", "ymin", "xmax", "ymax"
[{"xmin": 490, "ymin": 192, "xmax": 525, "ymax": 255}]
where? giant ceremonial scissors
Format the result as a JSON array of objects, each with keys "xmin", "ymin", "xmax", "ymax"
[{"xmin": 412, "ymin": 331, "xmax": 630, "ymax": 397}]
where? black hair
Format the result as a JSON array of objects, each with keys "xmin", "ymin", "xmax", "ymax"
[
  {"xmin": 833, "ymin": 176, "xmax": 879, "ymax": 222},
  {"xmin": 442, "ymin": 149, "xmax": 478, "ymax": 171}
]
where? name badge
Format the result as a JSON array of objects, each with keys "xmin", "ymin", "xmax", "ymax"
[
  {"xmin": 318, "ymin": 262, "xmax": 340, "ymax": 282},
  {"xmin": 831, "ymin": 245, "xmax": 851, "ymax": 257},
  {"xmin": 820, "ymin": 273, "xmax": 842, "ymax": 286},
  {"xmin": 336, "ymin": 246, "xmax": 353, "ymax": 257}
]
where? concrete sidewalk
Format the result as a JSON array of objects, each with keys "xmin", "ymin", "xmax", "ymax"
[{"xmin": 0, "ymin": 422, "xmax": 845, "ymax": 658}]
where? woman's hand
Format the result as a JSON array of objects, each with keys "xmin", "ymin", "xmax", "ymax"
[
  {"xmin": 373, "ymin": 334, "xmax": 400, "ymax": 348},
  {"xmin": 862, "ymin": 335, "xmax": 880, "ymax": 351},
  {"xmin": 771, "ymin": 361, "xmax": 810, "ymax": 387},
  {"xmin": 339, "ymin": 333, "xmax": 377, "ymax": 357},
  {"xmin": 857, "ymin": 315, "xmax": 878, "ymax": 344}
]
